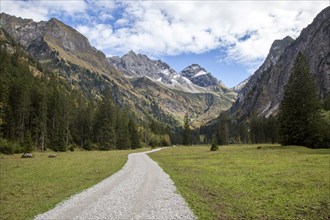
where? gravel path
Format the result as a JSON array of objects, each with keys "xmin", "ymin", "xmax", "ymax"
[{"xmin": 34, "ymin": 149, "xmax": 196, "ymax": 220}]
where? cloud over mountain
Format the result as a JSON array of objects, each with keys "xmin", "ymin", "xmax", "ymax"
[{"xmin": 1, "ymin": 0, "xmax": 327, "ymax": 71}]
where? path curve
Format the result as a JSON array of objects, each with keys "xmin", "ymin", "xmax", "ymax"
[{"xmin": 34, "ymin": 149, "xmax": 196, "ymax": 220}]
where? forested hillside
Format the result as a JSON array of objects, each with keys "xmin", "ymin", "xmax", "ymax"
[
  {"xmin": 0, "ymin": 30, "xmax": 173, "ymax": 154},
  {"xmin": 0, "ymin": 12, "xmax": 235, "ymax": 131}
]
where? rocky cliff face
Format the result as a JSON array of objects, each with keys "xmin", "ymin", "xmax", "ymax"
[
  {"xmin": 0, "ymin": 13, "xmax": 113, "ymax": 76},
  {"xmin": 231, "ymin": 6, "xmax": 330, "ymax": 119},
  {"xmin": 109, "ymin": 50, "xmax": 176, "ymax": 84},
  {"xmin": 232, "ymin": 76, "xmax": 250, "ymax": 93}
]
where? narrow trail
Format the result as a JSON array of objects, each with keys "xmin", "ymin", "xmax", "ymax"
[{"xmin": 35, "ymin": 149, "xmax": 196, "ymax": 220}]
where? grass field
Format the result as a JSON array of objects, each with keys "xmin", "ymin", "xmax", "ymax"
[
  {"xmin": 150, "ymin": 145, "xmax": 330, "ymax": 220},
  {"xmin": 0, "ymin": 148, "xmax": 146, "ymax": 220}
]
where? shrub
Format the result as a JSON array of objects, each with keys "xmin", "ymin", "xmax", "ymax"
[
  {"xmin": 210, "ymin": 138, "xmax": 219, "ymax": 151},
  {"xmin": 0, "ymin": 139, "xmax": 24, "ymax": 155},
  {"xmin": 160, "ymin": 134, "xmax": 171, "ymax": 146}
]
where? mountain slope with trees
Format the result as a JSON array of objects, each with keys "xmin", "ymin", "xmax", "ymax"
[
  {"xmin": 0, "ymin": 29, "xmax": 175, "ymax": 154},
  {"xmin": 0, "ymin": 12, "xmax": 235, "ymax": 131}
]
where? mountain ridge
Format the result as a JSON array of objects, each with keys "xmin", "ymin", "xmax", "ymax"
[
  {"xmin": 108, "ymin": 50, "xmax": 234, "ymax": 96},
  {"xmin": 230, "ymin": 6, "xmax": 330, "ymax": 119}
]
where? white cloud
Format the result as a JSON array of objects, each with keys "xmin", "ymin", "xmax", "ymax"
[
  {"xmin": 1, "ymin": 0, "xmax": 328, "ymax": 71},
  {"xmin": 115, "ymin": 18, "xmax": 129, "ymax": 27},
  {"xmin": 75, "ymin": 1, "xmax": 327, "ymax": 71},
  {"xmin": 1, "ymin": 0, "xmax": 49, "ymax": 21},
  {"xmin": 0, "ymin": 0, "xmax": 87, "ymax": 21}
]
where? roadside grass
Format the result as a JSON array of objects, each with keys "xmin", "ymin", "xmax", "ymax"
[
  {"xmin": 0, "ymin": 148, "xmax": 146, "ymax": 220},
  {"xmin": 150, "ymin": 145, "xmax": 330, "ymax": 220}
]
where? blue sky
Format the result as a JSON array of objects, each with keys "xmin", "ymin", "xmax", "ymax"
[{"xmin": 1, "ymin": 0, "xmax": 328, "ymax": 87}]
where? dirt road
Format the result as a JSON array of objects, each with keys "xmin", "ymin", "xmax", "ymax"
[{"xmin": 35, "ymin": 149, "xmax": 195, "ymax": 220}]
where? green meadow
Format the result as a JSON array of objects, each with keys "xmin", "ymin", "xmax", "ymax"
[
  {"xmin": 150, "ymin": 145, "xmax": 330, "ymax": 220},
  {"xmin": 0, "ymin": 149, "xmax": 145, "ymax": 220}
]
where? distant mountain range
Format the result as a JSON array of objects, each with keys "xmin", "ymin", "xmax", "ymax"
[
  {"xmin": 0, "ymin": 12, "xmax": 236, "ymax": 128},
  {"xmin": 108, "ymin": 51, "xmax": 230, "ymax": 94}
]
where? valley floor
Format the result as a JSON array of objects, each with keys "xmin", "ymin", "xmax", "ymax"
[
  {"xmin": 0, "ymin": 149, "xmax": 143, "ymax": 219},
  {"xmin": 149, "ymin": 145, "xmax": 330, "ymax": 220},
  {"xmin": 34, "ymin": 149, "xmax": 195, "ymax": 220},
  {"xmin": 1, "ymin": 145, "xmax": 329, "ymax": 220}
]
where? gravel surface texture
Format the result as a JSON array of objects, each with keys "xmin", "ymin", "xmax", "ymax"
[{"xmin": 34, "ymin": 149, "xmax": 196, "ymax": 220}]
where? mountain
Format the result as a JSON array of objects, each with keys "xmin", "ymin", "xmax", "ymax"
[
  {"xmin": 0, "ymin": 14, "xmax": 115, "ymax": 77},
  {"xmin": 108, "ymin": 50, "xmax": 236, "ymax": 126},
  {"xmin": 108, "ymin": 51, "xmax": 199, "ymax": 93},
  {"xmin": 0, "ymin": 13, "xmax": 235, "ymax": 128},
  {"xmin": 180, "ymin": 64, "xmax": 219, "ymax": 87},
  {"xmin": 109, "ymin": 51, "xmax": 234, "ymax": 95},
  {"xmin": 109, "ymin": 50, "xmax": 176, "ymax": 81},
  {"xmin": 231, "ymin": 6, "xmax": 330, "ymax": 119}
]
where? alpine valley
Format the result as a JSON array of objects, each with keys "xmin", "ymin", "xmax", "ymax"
[
  {"xmin": 0, "ymin": 6, "xmax": 329, "ymax": 146},
  {"xmin": 1, "ymin": 4, "xmax": 330, "ymax": 220}
]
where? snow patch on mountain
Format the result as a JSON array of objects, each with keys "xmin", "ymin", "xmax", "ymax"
[{"xmin": 194, "ymin": 70, "xmax": 207, "ymax": 77}]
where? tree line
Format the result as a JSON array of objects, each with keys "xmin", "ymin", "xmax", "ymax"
[
  {"xmin": 2, "ymin": 40, "xmax": 328, "ymax": 153},
  {"xmin": 198, "ymin": 113, "xmax": 280, "ymax": 145}
]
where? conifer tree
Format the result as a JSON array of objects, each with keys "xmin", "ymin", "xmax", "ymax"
[
  {"xmin": 238, "ymin": 121, "xmax": 249, "ymax": 143},
  {"xmin": 217, "ymin": 113, "xmax": 230, "ymax": 145},
  {"xmin": 0, "ymin": 74, "xmax": 9, "ymax": 138},
  {"xmin": 182, "ymin": 113, "xmax": 191, "ymax": 145},
  {"xmin": 95, "ymin": 88, "xmax": 117, "ymax": 150},
  {"xmin": 129, "ymin": 118, "xmax": 140, "ymax": 149},
  {"xmin": 278, "ymin": 52, "xmax": 322, "ymax": 148},
  {"xmin": 23, "ymin": 130, "xmax": 34, "ymax": 153},
  {"xmin": 116, "ymin": 109, "xmax": 130, "ymax": 149},
  {"xmin": 323, "ymin": 93, "xmax": 330, "ymax": 110},
  {"xmin": 75, "ymin": 102, "xmax": 94, "ymax": 150},
  {"xmin": 210, "ymin": 136, "xmax": 219, "ymax": 151}
]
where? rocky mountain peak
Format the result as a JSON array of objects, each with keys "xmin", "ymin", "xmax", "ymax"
[
  {"xmin": 45, "ymin": 17, "xmax": 91, "ymax": 53},
  {"xmin": 127, "ymin": 50, "xmax": 137, "ymax": 56},
  {"xmin": 258, "ymin": 36, "xmax": 294, "ymax": 73},
  {"xmin": 180, "ymin": 64, "xmax": 219, "ymax": 87},
  {"xmin": 0, "ymin": 13, "xmax": 48, "ymax": 47},
  {"xmin": 109, "ymin": 50, "xmax": 176, "ymax": 81},
  {"xmin": 0, "ymin": 13, "xmax": 117, "ymax": 76},
  {"xmin": 269, "ymin": 36, "xmax": 294, "ymax": 56},
  {"xmin": 181, "ymin": 64, "xmax": 207, "ymax": 77}
]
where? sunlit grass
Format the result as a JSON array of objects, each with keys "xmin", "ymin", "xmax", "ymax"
[
  {"xmin": 150, "ymin": 145, "xmax": 330, "ymax": 219},
  {"xmin": 0, "ymin": 148, "xmax": 146, "ymax": 220}
]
